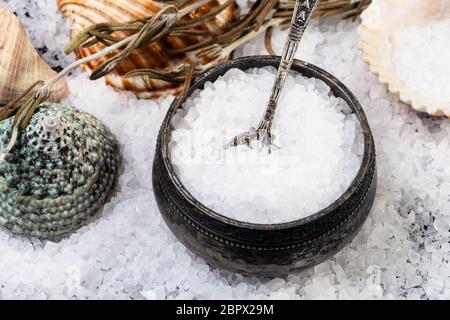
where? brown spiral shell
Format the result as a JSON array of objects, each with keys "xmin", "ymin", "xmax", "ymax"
[
  {"xmin": 57, "ymin": 0, "xmax": 236, "ymax": 99},
  {"xmin": 0, "ymin": 5, "xmax": 69, "ymax": 105}
]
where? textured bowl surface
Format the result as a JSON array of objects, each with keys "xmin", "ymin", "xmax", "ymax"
[
  {"xmin": 358, "ymin": 0, "xmax": 450, "ymax": 116},
  {"xmin": 153, "ymin": 56, "xmax": 377, "ymax": 277}
]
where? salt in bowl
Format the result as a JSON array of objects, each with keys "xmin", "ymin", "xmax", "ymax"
[{"xmin": 152, "ymin": 56, "xmax": 377, "ymax": 277}]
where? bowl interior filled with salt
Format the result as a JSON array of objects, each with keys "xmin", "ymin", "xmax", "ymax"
[
  {"xmin": 153, "ymin": 56, "xmax": 377, "ymax": 276},
  {"xmin": 170, "ymin": 66, "xmax": 363, "ymax": 224}
]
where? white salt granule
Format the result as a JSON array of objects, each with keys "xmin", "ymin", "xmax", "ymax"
[
  {"xmin": 3, "ymin": 0, "xmax": 450, "ymax": 299},
  {"xmin": 170, "ymin": 67, "xmax": 364, "ymax": 224},
  {"xmin": 392, "ymin": 19, "xmax": 450, "ymax": 113}
]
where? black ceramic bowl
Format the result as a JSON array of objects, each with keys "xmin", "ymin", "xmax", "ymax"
[{"xmin": 153, "ymin": 56, "xmax": 377, "ymax": 277}]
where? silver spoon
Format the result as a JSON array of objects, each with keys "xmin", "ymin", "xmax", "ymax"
[{"xmin": 225, "ymin": 0, "xmax": 318, "ymax": 152}]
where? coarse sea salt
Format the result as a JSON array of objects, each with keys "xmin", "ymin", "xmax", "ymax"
[
  {"xmin": 170, "ymin": 67, "xmax": 364, "ymax": 224},
  {"xmin": 392, "ymin": 19, "xmax": 450, "ymax": 113},
  {"xmin": 4, "ymin": 0, "xmax": 450, "ymax": 299}
]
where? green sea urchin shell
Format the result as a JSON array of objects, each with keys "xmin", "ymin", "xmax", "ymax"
[{"xmin": 0, "ymin": 103, "xmax": 121, "ymax": 239}]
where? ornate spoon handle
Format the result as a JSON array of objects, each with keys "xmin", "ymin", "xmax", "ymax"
[
  {"xmin": 225, "ymin": 0, "xmax": 318, "ymax": 151},
  {"xmin": 258, "ymin": 0, "xmax": 318, "ymax": 128}
]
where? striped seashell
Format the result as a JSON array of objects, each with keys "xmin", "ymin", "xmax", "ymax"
[
  {"xmin": 57, "ymin": 0, "xmax": 236, "ymax": 99},
  {"xmin": 0, "ymin": 5, "xmax": 69, "ymax": 106}
]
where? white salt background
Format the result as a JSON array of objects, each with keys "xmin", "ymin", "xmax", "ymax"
[{"xmin": 1, "ymin": 0, "xmax": 450, "ymax": 299}]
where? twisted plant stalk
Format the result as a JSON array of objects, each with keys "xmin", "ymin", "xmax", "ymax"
[
  {"xmin": 0, "ymin": 0, "xmax": 214, "ymax": 162},
  {"xmin": 125, "ymin": 0, "xmax": 371, "ymax": 82},
  {"xmin": 0, "ymin": 0, "xmax": 371, "ymax": 162}
]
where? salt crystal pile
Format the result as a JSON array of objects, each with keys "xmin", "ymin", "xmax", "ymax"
[
  {"xmin": 3, "ymin": 0, "xmax": 450, "ymax": 299},
  {"xmin": 170, "ymin": 67, "xmax": 363, "ymax": 224},
  {"xmin": 392, "ymin": 20, "xmax": 450, "ymax": 113}
]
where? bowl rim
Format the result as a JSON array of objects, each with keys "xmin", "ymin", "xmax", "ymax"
[{"xmin": 159, "ymin": 55, "xmax": 376, "ymax": 231}]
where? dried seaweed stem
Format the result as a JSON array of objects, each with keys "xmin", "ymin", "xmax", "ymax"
[{"xmin": 0, "ymin": 0, "xmax": 372, "ymax": 163}]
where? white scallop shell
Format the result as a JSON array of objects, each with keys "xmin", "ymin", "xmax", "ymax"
[{"xmin": 358, "ymin": 0, "xmax": 450, "ymax": 116}]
